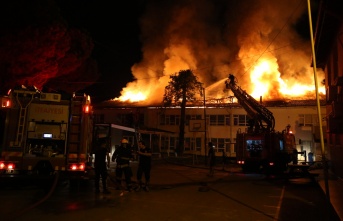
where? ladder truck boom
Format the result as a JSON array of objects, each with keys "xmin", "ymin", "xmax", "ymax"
[{"xmin": 225, "ymin": 74, "xmax": 275, "ymax": 133}]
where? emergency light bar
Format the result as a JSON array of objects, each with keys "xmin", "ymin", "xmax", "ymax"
[{"xmin": 83, "ymin": 104, "xmax": 90, "ymax": 114}]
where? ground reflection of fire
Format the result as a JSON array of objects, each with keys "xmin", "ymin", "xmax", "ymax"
[{"xmin": 111, "ymin": 0, "xmax": 325, "ymax": 105}]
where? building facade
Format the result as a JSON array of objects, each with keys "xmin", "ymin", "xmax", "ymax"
[
  {"xmin": 314, "ymin": 0, "xmax": 343, "ymax": 177},
  {"xmin": 93, "ymin": 101, "xmax": 326, "ymax": 164}
]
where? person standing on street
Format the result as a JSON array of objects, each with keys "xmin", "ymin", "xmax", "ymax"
[
  {"xmin": 207, "ymin": 142, "xmax": 215, "ymax": 177},
  {"xmin": 112, "ymin": 138, "xmax": 134, "ymax": 192},
  {"xmin": 222, "ymin": 149, "xmax": 227, "ymax": 171},
  {"xmin": 94, "ymin": 139, "xmax": 111, "ymax": 194},
  {"xmin": 135, "ymin": 140, "xmax": 152, "ymax": 192}
]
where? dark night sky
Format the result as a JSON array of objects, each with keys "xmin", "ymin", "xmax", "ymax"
[
  {"xmin": 66, "ymin": 0, "xmax": 318, "ymax": 103},
  {"xmin": 55, "ymin": 0, "xmax": 145, "ymax": 102},
  {"xmin": 1, "ymin": 0, "xmax": 320, "ymax": 104}
]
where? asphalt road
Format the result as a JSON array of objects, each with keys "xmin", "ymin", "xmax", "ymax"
[{"xmin": 0, "ymin": 159, "xmax": 340, "ymax": 221}]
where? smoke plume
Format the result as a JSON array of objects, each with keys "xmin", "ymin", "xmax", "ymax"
[{"xmin": 115, "ymin": 0, "xmax": 324, "ymax": 105}]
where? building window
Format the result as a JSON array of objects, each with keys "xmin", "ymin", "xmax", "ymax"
[
  {"xmin": 169, "ymin": 115, "xmax": 175, "ymax": 125},
  {"xmin": 160, "ymin": 114, "xmax": 180, "ymax": 125},
  {"xmin": 160, "ymin": 115, "xmax": 166, "ymax": 125},
  {"xmin": 209, "ymin": 138, "xmax": 231, "ymax": 152},
  {"xmin": 161, "ymin": 136, "xmax": 168, "ymax": 151},
  {"xmin": 170, "ymin": 137, "xmax": 178, "ymax": 152},
  {"xmin": 117, "ymin": 114, "xmax": 134, "ymax": 126},
  {"xmin": 209, "ymin": 115, "xmax": 216, "ymax": 125},
  {"xmin": 299, "ymin": 114, "xmax": 313, "ymax": 126},
  {"xmin": 184, "ymin": 137, "xmax": 202, "ymax": 151},
  {"xmin": 299, "ymin": 140, "xmax": 311, "ymax": 149},
  {"xmin": 195, "ymin": 138, "xmax": 201, "ymax": 151},
  {"xmin": 233, "ymin": 114, "xmax": 249, "ymax": 126},
  {"xmin": 185, "ymin": 114, "xmax": 202, "ymax": 125},
  {"xmin": 225, "ymin": 115, "xmax": 230, "ymax": 126},
  {"xmin": 184, "ymin": 138, "xmax": 191, "ymax": 151},
  {"xmin": 217, "ymin": 115, "xmax": 225, "ymax": 125},
  {"xmin": 208, "ymin": 115, "xmax": 230, "ymax": 126}
]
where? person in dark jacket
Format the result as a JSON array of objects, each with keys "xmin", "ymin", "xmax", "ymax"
[
  {"xmin": 208, "ymin": 142, "xmax": 215, "ymax": 177},
  {"xmin": 94, "ymin": 140, "xmax": 111, "ymax": 194},
  {"xmin": 135, "ymin": 140, "xmax": 152, "ymax": 192},
  {"xmin": 112, "ymin": 138, "xmax": 134, "ymax": 191}
]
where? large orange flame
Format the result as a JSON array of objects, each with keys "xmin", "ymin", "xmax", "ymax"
[{"xmin": 249, "ymin": 59, "xmax": 325, "ymax": 100}]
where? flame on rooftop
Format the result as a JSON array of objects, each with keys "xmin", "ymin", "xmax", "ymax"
[{"xmin": 112, "ymin": 0, "xmax": 325, "ymax": 105}]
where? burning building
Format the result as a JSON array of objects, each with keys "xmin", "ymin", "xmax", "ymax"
[
  {"xmin": 93, "ymin": 1, "xmax": 335, "ymax": 172},
  {"xmin": 94, "ymin": 98, "xmax": 326, "ymax": 166}
]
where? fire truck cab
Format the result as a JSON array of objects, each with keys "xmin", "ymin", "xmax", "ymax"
[
  {"xmin": 0, "ymin": 86, "xmax": 93, "ymax": 180},
  {"xmin": 235, "ymin": 129, "xmax": 296, "ymax": 173}
]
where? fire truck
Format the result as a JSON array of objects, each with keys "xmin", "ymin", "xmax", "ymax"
[
  {"xmin": 0, "ymin": 86, "xmax": 93, "ymax": 180},
  {"xmin": 225, "ymin": 74, "xmax": 296, "ymax": 173}
]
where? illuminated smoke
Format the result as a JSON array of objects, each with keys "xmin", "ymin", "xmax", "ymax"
[{"xmin": 113, "ymin": 0, "xmax": 325, "ymax": 105}]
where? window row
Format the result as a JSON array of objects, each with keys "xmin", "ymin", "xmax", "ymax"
[
  {"xmin": 298, "ymin": 114, "xmax": 326, "ymax": 126},
  {"xmin": 159, "ymin": 136, "xmax": 235, "ymax": 153},
  {"xmin": 95, "ymin": 113, "xmax": 325, "ymax": 128},
  {"xmin": 159, "ymin": 114, "xmax": 251, "ymax": 126}
]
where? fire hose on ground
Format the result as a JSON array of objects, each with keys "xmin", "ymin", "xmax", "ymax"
[{"xmin": 6, "ymin": 171, "xmax": 60, "ymax": 221}]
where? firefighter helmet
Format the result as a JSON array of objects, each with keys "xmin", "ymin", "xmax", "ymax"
[{"xmin": 121, "ymin": 139, "xmax": 129, "ymax": 144}]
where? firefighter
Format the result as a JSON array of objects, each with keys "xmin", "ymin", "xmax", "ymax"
[
  {"xmin": 135, "ymin": 140, "xmax": 152, "ymax": 192},
  {"xmin": 207, "ymin": 142, "xmax": 215, "ymax": 177},
  {"xmin": 94, "ymin": 139, "xmax": 111, "ymax": 194},
  {"xmin": 292, "ymin": 148, "xmax": 298, "ymax": 165},
  {"xmin": 112, "ymin": 138, "xmax": 134, "ymax": 191},
  {"xmin": 222, "ymin": 149, "xmax": 227, "ymax": 171}
]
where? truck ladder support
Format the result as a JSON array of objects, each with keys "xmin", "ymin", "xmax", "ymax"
[{"xmin": 13, "ymin": 90, "xmax": 36, "ymax": 147}]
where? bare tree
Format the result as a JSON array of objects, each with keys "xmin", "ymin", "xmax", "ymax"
[
  {"xmin": 163, "ymin": 69, "xmax": 203, "ymax": 156},
  {"xmin": 0, "ymin": 0, "xmax": 99, "ymax": 94}
]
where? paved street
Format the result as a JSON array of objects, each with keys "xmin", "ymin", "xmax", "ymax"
[{"xmin": 1, "ymin": 158, "xmax": 340, "ymax": 221}]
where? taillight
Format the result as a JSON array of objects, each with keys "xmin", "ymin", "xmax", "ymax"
[
  {"xmin": 0, "ymin": 162, "xmax": 15, "ymax": 170},
  {"xmin": 237, "ymin": 160, "xmax": 245, "ymax": 165},
  {"xmin": 69, "ymin": 163, "xmax": 85, "ymax": 171},
  {"xmin": 79, "ymin": 164, "xmax": 85, "ymax": 170},
  {"xmin": 7, "ymin": 163, "xmax": 15, "ymax": 169},
  {"xmin": 269, "ymin": 162, "xmax": 274, "ymax": 166}
]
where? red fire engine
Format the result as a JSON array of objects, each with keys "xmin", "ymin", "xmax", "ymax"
[
  {"xmin": 0, "ymin": 86, "xmax": 93, "ymax": 180},
  {"xmin": 225, "ymin": 74, "xmax": 296, "ymax": 173}
]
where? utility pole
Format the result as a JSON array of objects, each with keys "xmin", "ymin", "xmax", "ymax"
[
  {"xmin": 306, "ymin": 1, "xmax": 330, "ymax": 220},
  {"xmin": 203, "ymin": 87, "xmax": 207, "ymax": 165}
]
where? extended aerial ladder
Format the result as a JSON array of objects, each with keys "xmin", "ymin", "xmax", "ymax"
[{"xmin": 225, "ymin": 74, "xmax": 275, "ymax": 133}]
